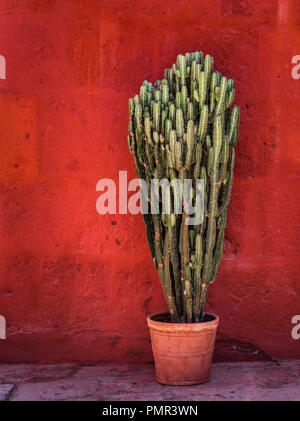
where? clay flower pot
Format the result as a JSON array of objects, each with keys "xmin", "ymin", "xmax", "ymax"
[{"xmin": 147, "ymin": 312, "xmax": 219, "ymax": 385}]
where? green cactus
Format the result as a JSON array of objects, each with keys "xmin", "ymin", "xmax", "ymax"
[{"xmin": 128, "ymin": 52, "xmax": 240, "ymax": 322}]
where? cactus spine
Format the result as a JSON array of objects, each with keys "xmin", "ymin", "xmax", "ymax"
[{"xmin": 128, "ymin": 52, "xmax": 240, "ymax": 322}]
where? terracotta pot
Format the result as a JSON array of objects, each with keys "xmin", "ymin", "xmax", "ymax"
[{"xmin": 147, "ymin": 312, "xmax": 219, "ymax": 385}]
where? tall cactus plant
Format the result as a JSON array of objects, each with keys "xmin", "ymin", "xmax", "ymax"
[{"xmin": 128, "ymin": 52, "xmax": 240, "ymax": 323}]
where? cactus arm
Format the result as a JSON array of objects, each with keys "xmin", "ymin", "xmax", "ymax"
[
  {"xmin": 180, "ymin": 212, "xmax": 191, "ymax": 322},
  {"xmin": 198, "ymin": 71, "xmax": 206, "ymax": 108},
  {"xmin": 215, "ymin": 77, "xmax": 227, "ymax": 116},
  {"xmin": 193, "ymin": 143, "xmax": 202, "ymax": 180},
  {"xmin": 193, "ymin": 234, "xmax": 203, "ymax": 321},
  {"xmin": 185, "ymin": 266, "xmax": 193, "ymax": 322},
  {"xmin": 198, "ymin": 104, "xmax": 208, "ymax": 142},
  {"xmin": 176, "ymin": 108, "xmax": 184, "ymax": 139},
  {"xmin": 198, "ymin": 114, "xmax": 222, "ymax": 319},
  {"xmin": 228, "ymin": 105, "xmax": 240, "ymax": 144},
  {"xmin": 163, "ymin": 227, "xmax": 179, "ymax": 321},
  {"xmin": 185, "ymin": 120, "xmax": 194, "ymax": 170},
  {"xmin": 217, "ymin": 148, "xmax": 235, "ymax": 217},
  {"xmin": 204, "ymin": 54, "xmax": 213, "ymax": 89},
  {"xmin": 168, "ymin": 214, "xmax": 183, "ymax": 316},
  {"xmin": 218, "ymin": 135, "xmax": 229, "ymax": 183},
  {"xmin": 181, "ymin": 85, "xmax": 188, "ymax": 117}
]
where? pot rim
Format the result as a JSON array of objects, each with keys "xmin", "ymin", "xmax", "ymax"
[{"xmin": 147, "ymin": 311, "xmax": 219, "ymax": 331}]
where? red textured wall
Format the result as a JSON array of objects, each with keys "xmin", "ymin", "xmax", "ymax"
[{"xmin": 0, "ymin": 0, "xmax": 300, "ymax": 363}]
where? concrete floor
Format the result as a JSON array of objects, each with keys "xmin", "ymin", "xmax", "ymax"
[{"xmin": 0, "ymin": 361, "xmax": 299, "ymax": 401}]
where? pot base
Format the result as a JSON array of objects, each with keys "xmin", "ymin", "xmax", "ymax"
[{"xmin": 156, "ymin": 376, "xmax": 209, "ymax": 386}]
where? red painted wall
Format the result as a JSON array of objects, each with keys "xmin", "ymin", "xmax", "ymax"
[{"xmin": 0, "ymin": 0, "xmax": 300, "ymax": 363}]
